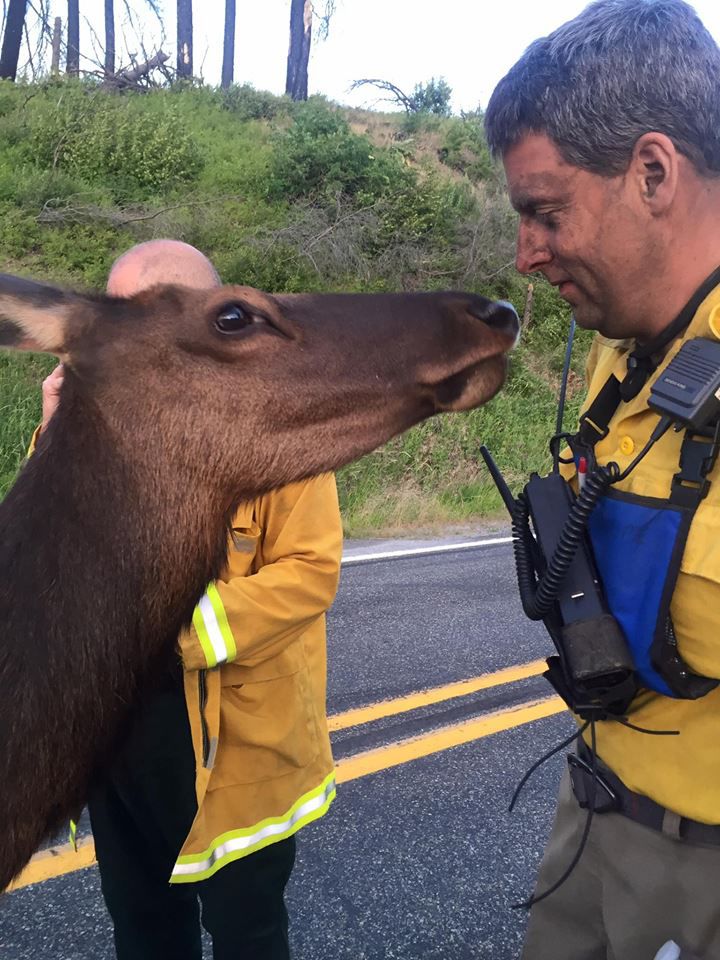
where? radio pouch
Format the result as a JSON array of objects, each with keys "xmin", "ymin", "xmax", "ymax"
[{"xmin": 583, "ymin": 426, "xmax": 719, "ymax": 699}]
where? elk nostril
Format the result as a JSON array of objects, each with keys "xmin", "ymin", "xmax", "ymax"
[{"xmin": 469, "ymin": 299, "xmax": 520, "ymax": 342}]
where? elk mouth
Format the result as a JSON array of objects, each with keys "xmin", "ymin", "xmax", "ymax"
[
  {"xmin": 429, "ymin": 299, "xmax": 519, "ymax": 411},
  {"xmin": 432, "ymin": 353, "xmax": 511, "ymax": 412}
]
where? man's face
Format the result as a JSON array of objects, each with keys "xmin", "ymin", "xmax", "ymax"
[{"xmin": 503, "ymin": 133, "xmax": 657, "ymax": 339}]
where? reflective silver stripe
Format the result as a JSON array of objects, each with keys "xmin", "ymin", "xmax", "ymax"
[
  {"xmin": 171, "ymin": 776, "xmax": 336, "ymax": 880},
  {"xmin": 196, "ymin": 592, "xmax": 230, "ymax": 665}
]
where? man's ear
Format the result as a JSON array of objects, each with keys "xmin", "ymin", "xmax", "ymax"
[
  {"xmin": 0, "ymin": 274, "xmax": 92, "ymax": 357},
  {"xmin": 631, "ymin": 132, "xmax": 679, "ymax": 212}
]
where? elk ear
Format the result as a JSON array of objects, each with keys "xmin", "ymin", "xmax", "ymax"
[{"xmin": 0, "ymin": 273, "xmax": 88, "ymax": 357}]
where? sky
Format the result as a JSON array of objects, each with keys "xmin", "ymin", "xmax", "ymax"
[{"xmin": 35, "ymin": 0, "xmax": 720, "ymax": 112}]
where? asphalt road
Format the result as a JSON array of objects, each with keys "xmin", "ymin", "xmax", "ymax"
[{"xmin": 0, "ymin": 536, "xmax": 574, "ymax": 960}]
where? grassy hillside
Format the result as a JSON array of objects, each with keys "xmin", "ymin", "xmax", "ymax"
[{"xmin": 0, "ymin": 79, "xmax": 590, "ymax": 534}]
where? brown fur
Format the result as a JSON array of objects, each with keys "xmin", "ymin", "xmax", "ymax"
[{"xmin": 0, "ymin": 275, "xmax": 518, "ymax": 889}]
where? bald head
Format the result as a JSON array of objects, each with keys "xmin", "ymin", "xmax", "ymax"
[{"xmin": 107, "ymin": 239, "xmax": 220, "ymax": 297}]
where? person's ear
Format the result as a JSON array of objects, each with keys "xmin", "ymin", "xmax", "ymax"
[{"xmin": 630, "ymin": 132, "xmax": 679, "ymax": 213}]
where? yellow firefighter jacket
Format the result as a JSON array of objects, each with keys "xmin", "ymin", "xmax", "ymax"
[{"xmin": 170, "ymin": 473, "xmax": 342, "ymax": 883}]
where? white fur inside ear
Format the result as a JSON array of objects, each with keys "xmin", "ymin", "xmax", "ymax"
[{"xmin": 0, "ymin": 298, "xmax": 70, "ymax": 354}]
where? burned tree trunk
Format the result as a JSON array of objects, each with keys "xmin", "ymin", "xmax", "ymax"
[
  {"xmin": 176, "ymin": 0, "xmax": 193, "ymax": 79},
  {"xmin": 66, "ymin": 0, "xmax": 79, "ymax": 76},
  {"xmin": 104, "ymin": 0, "xmax": 114, "ymax": 76},
  {"xmin": 220, "ymin": 0, "xmax": 235, "ymax": 89},
  {"xmin": 285, "ymin": 0, "xmax": 312, "ymax": 101},
  {"xmin": 51, "ymin": 16, "xmax": 62, "ymax": 74},
  {"xmin": 0, "ymin": 0, "xmax": 28, "ymax": 81}
]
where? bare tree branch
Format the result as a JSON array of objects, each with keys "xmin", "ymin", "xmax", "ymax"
[
  {"xmin": 22, "ymin": 17, "xmax": 36, "ymax": 78},
  {"xmin": 82, "ymin": 12, "xmax": 107, "ymax": 71},
  {"xmin": 350, "ymin": 78, "xmax": 414, "ymax": 113},
  {"xmin": 313, "ymin": 0, "xmax": 336, "ymax": 41},
  {"xmin": 37, "ymin": 193, "xmax": 245, "ymax": 226}
]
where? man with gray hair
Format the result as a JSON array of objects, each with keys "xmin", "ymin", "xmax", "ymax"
[{"xmin": 485, "ymin": 1, "xmax": 720, "ymax": 957}]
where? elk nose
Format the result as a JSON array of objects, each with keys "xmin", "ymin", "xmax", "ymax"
[{"xmin": 470, "ymin": 298, "xmax": 520, "ymax": 343}]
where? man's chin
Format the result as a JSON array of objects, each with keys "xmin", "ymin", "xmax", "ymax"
[
  {"xmin": 580, "ymin": 314, "xmax": 633, "ymax": 340},
  {"xmin": 569, "ymin": 304, "xmax": 604, "ymax": 332},
  {"xmin": 557, "ymin": 294, "xmax": 624, "ymax": 338}
]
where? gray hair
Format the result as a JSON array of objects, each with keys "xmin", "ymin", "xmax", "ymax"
[{"xmin": 484, "ymin": 0, "xmax": 720, "ymax": 176}]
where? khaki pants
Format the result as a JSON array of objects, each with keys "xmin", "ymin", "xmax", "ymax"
[{"xmin": 521, "ymin": 771, "xmax": 720, "ymax": 960}]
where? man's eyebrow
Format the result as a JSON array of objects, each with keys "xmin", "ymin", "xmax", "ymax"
[{"xmin": 510, "ymin": 191, "xmax": 563, "ymax": 215}]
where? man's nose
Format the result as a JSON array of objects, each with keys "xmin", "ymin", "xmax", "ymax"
[{"xmin": 516, "ymin": 223, "xmax": 552, "ymax": 275}]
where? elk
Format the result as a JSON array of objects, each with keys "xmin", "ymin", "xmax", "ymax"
[{"xmin": 0, "ymin": 274, "xmax": 518, "ymax": 891}]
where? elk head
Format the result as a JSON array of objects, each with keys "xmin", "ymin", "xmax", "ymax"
[{"xmin": 0, "ymin": 275, "xmax": 519, "ymax": 513}]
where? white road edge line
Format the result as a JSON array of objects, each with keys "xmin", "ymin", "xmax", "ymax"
[{"xmin": 342, "ymin": 537, "xmax": 513, "ymax": 564}]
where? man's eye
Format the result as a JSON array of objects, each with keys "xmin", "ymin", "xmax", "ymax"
[{"xmin": 536, "ymin": 211, "xmax": 559, "ymax": 229}]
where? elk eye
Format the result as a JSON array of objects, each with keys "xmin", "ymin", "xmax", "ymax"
[{"xmin": 214, "ymin": 305, "xmax": 263, "ymax": 334}]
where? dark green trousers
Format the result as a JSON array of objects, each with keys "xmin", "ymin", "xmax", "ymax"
[
  {"xmin": 88, "ymin": 667, "xmax": 296, "ymax": 960},
  {"xmin": 522, "ymin": 771, "xmax": 720, "ymax": 960}
]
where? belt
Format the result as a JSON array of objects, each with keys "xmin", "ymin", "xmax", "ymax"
[{"xmin": 569, "ymin": 741, "xmax": 720, "ymax": 846}]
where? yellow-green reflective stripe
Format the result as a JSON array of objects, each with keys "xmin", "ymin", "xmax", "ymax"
[
  {"xmin": 192, "ymin": 601, "xmax": 218, "ymax": 668},
  {"xmin": 171, "ymin": 774, "xmax": 336, "ymax": 883},
  {"xmin": 68, "ymin": 819, "xmax": 78, "ymax": 852},
  {"xmin": 205, "ymin": 583, "xmax": 237, "ymax": 663},
  {"xmin": 193, "ymin": 584, "xmax": 237, "ymax": 668}
]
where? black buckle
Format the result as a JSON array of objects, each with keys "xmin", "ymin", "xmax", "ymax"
[
  {"xmin": 619, "ymin": 354, "xmax": 655, "ymax": 401},
  {"xmin": 578, "ymin": 412, "xmax": 610, "ymax": 445},
  {"xmin": 567, "ymin": 754, "xmax": 620, "ymax": 813},
  {"xmin": 670, "ymin": 423, "xmax": 720, "ymax": 505}
]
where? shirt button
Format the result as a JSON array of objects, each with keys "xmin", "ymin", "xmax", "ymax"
[
  {"xmin": 709, "ymin": 304, "xmax": 720, "ymax": 341},
  {"xmin": 619, "ymin": 436, "xmax": 635, "ymax": 455}
]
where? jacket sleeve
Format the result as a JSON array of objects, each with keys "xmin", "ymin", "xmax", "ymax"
[{"xmin": 180, "ymin": 473, "xmax": 343, "ymax": 671}]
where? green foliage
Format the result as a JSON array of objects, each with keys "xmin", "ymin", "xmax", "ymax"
[
  {"xmin": 26, "ymin": 84, "xmax": 203, "ymax": 195},
  {"xmin": 409, "ymin": 77, "xmax": 453, "ymax": 116},
  {"xmin": 372, "ymin": 170, "xmax": 473, "ymax": 251},
  {"xmin": 438, "ymin": 114, "xmax": 493, "ymax": 183},
  {"xmin": 0, "ymin": 352, "xmax": 54, "ymax": 493},
  {"xmin": 268, "ymin": 102, "xmax": 405, "ymax": 203},
  {"xmin": 220, "ymin": 83, "xmax": 289, "ymax": 121},
  {"xmin": 267, "ymin": 101, "xmax": 479, "ymax": 273}
]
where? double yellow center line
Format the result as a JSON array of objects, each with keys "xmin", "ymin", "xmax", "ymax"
[
  {"xmin": 8, "ymin": 660, "xmax": 564, "ymax": 892},
  {"xmin": 334, "ymin": 659, "xmax": 564, "ymax": 782}
]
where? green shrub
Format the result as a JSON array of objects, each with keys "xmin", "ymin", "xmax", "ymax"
[
  {"xmin": 409, "ymin": 77, "xmax": 453, "ymax": 116},
  {"xmin": 373, "ymin": 171, "xmax": 473, "ymax": 251},
  {"xmin": 28, "ymin": 89, "xmax": 203, "ymax": 196},
  {"xmin": 222, "ymin": 242, "xmax": 321, "ymax": 292},
  {"xmin": 438, "ymin": 116, "xmax": 493, "ymax": 183},
  {"xmin": 0, "ymin": 205, "xmax": 42, "ymax": 261},
  {"xmin": 220, "ymin": 84, "xmax": 288, "ymax": 121},
  {"xmin": 268, "ymin": 103, "xmax": 406, "ymax": 203}
]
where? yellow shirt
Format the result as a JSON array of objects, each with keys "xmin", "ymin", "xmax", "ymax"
[{"xmin": 572, "ymin": 288, "xmax": 720, "ymax": 823}]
